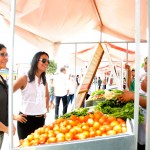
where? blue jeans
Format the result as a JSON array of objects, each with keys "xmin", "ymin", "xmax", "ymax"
[
  {"xmin": 0, "ymin": 133, "xmax": 4, "ymax": 149},
  {"xmin": 67, "ymin": 94, "xmax": 74, "ymax": 105},
  {"xmin": 55, "ymin": 95, "xmax": 68, "ymax": 119},
  {"xmin": 50, "ymin": 95, "xmax": 55, "ymax": 102}
]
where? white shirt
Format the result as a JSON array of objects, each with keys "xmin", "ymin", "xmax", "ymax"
[
  {"xmin": 20, "ymin": 75, "xmax": 47, "ymax": 115},
  {"xmin": 68, "ymin": 78, "xmax": 76, "ymax": 95},
  {"xmin": 54, "ymin": 73, "xmax": 69, "ymax": 96}
]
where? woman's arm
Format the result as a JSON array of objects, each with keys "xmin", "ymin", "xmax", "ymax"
[
  {"xmin": 0, "ymin": 122, "xmax": 16, "ymax": 135},
  {"xmin": 117, "ymin": 90, "xmax": 147, "ymax": 108},
  {"xmin": 139, "ymin": 95, "xmax": 146, "ymax": 108},
  {"xmin": 141, "ymin": 76, "xmax": 147, "ymax": 92},
  {"xmin": 13, "ymin": 75, "xmax": 29, "ymax": 121},
  {"xmin": 0, "ymin": 122, "xmax": 8, "ymax": 134},
  {"xmin": 13, "ymin": 75, "xmax": 27, "ymax": 92}
]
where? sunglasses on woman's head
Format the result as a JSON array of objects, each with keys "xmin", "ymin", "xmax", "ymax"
[
  {"xmin": 0, "ymin": 53, "xmax": 8, "ymax": 57},
  {"xmin": 39, "ymin": 58, "xmax": 50, "ymax": 64}
]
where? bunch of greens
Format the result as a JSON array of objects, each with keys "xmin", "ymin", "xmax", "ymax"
[
  {"xmin": 94, "ymin": 99, "xmax": 144, "ymax": 124},
  {"xmin": 60, "ymin": 107, "xmax": 89, "ymax": 119},
  {"xmin": 91, "ymin": 90, "xmax": 105, "ymax": 97}
]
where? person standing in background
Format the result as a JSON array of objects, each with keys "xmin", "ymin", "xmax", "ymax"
[
  {"xmin": 102, "ymin": 77, "xmax": 106, "ymax": 90},
  {"xmin": 67, "ymin": 75, "xmax": 76, "ymax": 106},
  {"xmin": 123, "ymin": 77, "xmax": 126, "ymax": 90},
  {"xmin": 53, "ymin": 67, "xmax": 69, "ymax": 119},
  {"xmin": 97, "ymin": 77, "xmax": 102, "ymax": 89},
  {"xmin": 129, "ymin": 68, "xmax": 135, "ymax": 92},
  {"xmin": 13, "ymin": 51, "xmax": 49, "ymax": 140},
  {"xmin": 76, "ymin": 75, "xmax": 80, "ymax": 87},
  {"xmin": 125, "ymin": 63, "xmax": 135, "ymax": 91},
  {"xmin": 0, "ymin": 44, "xmax": 16, "ymax": 148},
  {"xmin": 49, "ymin": 79, "xmax": 55, "ymax": 109}
]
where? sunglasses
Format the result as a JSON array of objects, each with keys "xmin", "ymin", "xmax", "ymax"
[
  {"xmin": 39, "ymin": 58, "xmax": 50, "ymax": 64},
  {"xmin": 0, "ymin": 53, "xmax": 8, "ymax": 57}
]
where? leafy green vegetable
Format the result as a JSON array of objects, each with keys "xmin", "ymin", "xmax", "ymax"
[
  {"xmin": 60, "ymin": 107, "xmax": 89, "ymax": 119},
  {"xmin": 94, "ymin": 90, "xmax": 105, "ymax": 95},
  {"xmin": 94, "ymin": 99, "xmax": 144, "ymax": 124},
  {"xmin": 91, "ymin": 90, "xmax": 105, "ymax": 97},
  {"xmin": 111, "ymin": 89, "xmax": 124, "ymax": 94}
]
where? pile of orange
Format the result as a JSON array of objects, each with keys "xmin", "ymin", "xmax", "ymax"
[{"xmin": 20, "ymin": 111, "xmax": 127, "ymax": 147}]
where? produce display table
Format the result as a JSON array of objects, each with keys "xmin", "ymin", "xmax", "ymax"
[{"xmin": 14, "ymin": 133, "xmax": 135, "ymax": 150}]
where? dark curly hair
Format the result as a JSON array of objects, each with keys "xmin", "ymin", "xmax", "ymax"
[{"xmin": 28, "ymin": 51, "xmax": 49, "ymax": 85}]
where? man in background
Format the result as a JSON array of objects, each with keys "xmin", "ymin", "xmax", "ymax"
[{"xmin": 53, "ymin": 67, "xmax": 69, "ymax": 119}]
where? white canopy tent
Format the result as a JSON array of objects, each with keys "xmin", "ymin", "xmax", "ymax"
[
  {"xmin": 0, "ymin": 0, "xmax": 147, "ymax": 77},
  {"xmin": 0, "ymin": 0, "xmax": 149, "ymax": 150}
]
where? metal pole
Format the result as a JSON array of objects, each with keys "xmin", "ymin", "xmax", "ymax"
[
  {"xmin": 74, "ymin": 43, "xmax": 77, "ymax": 109},
  {"xmin": 102, "ymin": 44, "xmax": 120, "ymax": 89},
  {"xmin": 125, "ymin": 43, "xmax": 129, "ymax": 90},
  {"xmin": 8, "ymin": 0, "xmax": 16, "ymax": 149},
  {"xmin": 59, "ymin": 41, "xmax": 147, "ymax": 45},
  {"xmin": 134, "ymin": 0, "xmax": 141, "ymax": 150},
  {"xmin": 146, "ymin": 0, "xmax": 150, "ymax": 149}
]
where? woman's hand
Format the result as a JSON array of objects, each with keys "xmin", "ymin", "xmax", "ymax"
[
  {"xmin": 117, "ymin": 90, "xmax": 134, "ymax": 102},
  {"xmin": 13, "ymin": 114, "xmax": 27, "ymax": 123}
]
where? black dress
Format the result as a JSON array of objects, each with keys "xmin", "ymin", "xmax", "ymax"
[{"xmin": 0, "ymin": 75, "xmax": 8, "ymax": 148}]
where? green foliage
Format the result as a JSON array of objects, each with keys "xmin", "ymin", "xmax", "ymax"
[{"xmin": 46, "ymin": 60, "xmax": 57, "ymax": 75}]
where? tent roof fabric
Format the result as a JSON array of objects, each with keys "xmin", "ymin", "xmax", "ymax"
[
  {"xmin": 0, "ymin": 0, "xmax": 147, "ymax": 44},
  {"xmin": 0, "ymin": 0, "xmax": 146, "ymax": 70}
]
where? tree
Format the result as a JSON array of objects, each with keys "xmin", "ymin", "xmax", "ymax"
[{"xmin": 46, "ymin": 60, "xmax": 57, "ymax": 75}]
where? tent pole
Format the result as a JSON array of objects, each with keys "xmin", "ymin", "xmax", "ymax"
[
  {"xmin": 102, "ymin": 44, "xmax": 120, "ymax": 89},
  {"xmin": 134, "ymin": 0, "xmax": 141, "ymax": 150},
  {"xmin": 8, "ymin": 0, "xmax": 16, "ymax": 149},
  {"xmin": 146, "ymin": 0, "xmax": 150, "ymax": 149},
  {"xmin": 74, "ymin": 43, "xmax": 77, "ymax": 109},
  {"xmin": 125, "ymin": 43, "xmax": 129, "ymax": 90},
  {"xmin": 60, "ymin": 41, "xmax": 146, "ymax": 44}
]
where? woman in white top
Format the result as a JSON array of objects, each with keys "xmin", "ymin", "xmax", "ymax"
[{"xmin": 13, "ymin": 51, "xmax": 49, "ymax": 140}]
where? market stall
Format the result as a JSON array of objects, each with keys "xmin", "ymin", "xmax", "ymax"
[
  {"xmin": 0, "ymin": 0, "xmax": 148, "ymax": 150},
  {"xmin": 13, "ymin": 88, "xmax": 139, "ymax": 150},
  {"xmin": 14, "ymin": 134, "xmax": 134, "ymax": 150}
]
